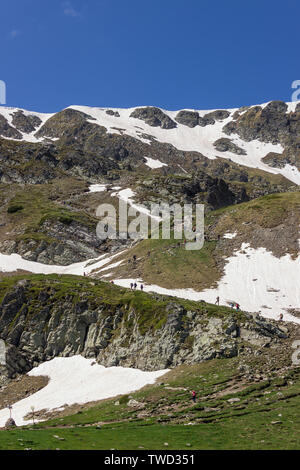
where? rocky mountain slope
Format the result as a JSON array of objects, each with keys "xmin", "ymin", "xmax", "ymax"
[
  {"xmin": 0, "ymin": 100, "xmax": 299, "ymax": 443},
  {"xmin": 0, "ymin": 100, "xmax": 299, "ymax": 266},
  {"xmin": 0, "ymin": 274, "xmax": 294, "ymax": 385},
  {"xmin": 0, "ymin": 100, "xmax": 299, "ymax": 366},
  {"xmin": 1, "ymin": 101, "xmax": 300, "ymax": 182}
]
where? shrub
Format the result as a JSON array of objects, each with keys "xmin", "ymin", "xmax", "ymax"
[
  {"xmin": 7, "ymin": 204, "xmax": 24, "ymax": 214},
  {"xmin": 59, "ymin": 215, "xmax": 73, "ymax": 225}
]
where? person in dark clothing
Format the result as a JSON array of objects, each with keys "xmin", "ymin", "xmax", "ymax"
[
  {"xmin": 130, "ymin": 282, "xmax": 133, "ymax": 290},
  {"xmin": 134, "ymin": 282, "xmax": 137, "ymax": 289},
  {"xmin": 191, "ymin": 390, "xmax": 196, "ymax": 403},
  {"xmin": 140, "ymin": 284, "xmax": 144, "ymax": 291},
  {"xmin": 215, "ymin": 296, "xmax": 220, "ymax": 305}
]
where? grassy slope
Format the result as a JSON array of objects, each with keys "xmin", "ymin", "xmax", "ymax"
[
  {"xmin": 98, "ymin": 190, "xmax": 300, "ymax": 289},
  {"xmin": 0, "ymin": 356, "xmax": 299, "ymax": 450},
  {"xmin": 0, "ymin": 273, "xmax": 241, "ymax": 335},
  {"xmin": 0, "ymin": 179, "xmax": 98, "ymax": 246},
  {"xmin": 0, "ymin": 273, "xmax": 298, "ymax": 450}
]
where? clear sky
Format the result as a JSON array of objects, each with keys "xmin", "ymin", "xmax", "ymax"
[{"xmin": 1, "ymin": 0, "xmax": 300, "ymax": 112}]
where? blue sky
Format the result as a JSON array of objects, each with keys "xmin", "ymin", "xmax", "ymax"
[{"xmin": 1, "ymin": 0, "xmax": 300, "ymax": 112}]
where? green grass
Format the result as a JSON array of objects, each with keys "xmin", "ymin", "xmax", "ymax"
[
  {"xmin": 0, "ymin": 180, "xmax": 97, "ymax": 246},
  {"xmin": 106, "ymin": 189, "xmax": 300, "ymax": 289},
  {"xmin": 0, "ymin": 274, "xmax": 298, "ymax": 451},
  {"xmin": 0, "ymin": 358, "xmax": 299, "ymax": 450},
  {"xmin": 1, "ymin": 419, "xmax": 297, "ymax": 450},
  {"xmin": 206, "ymin": 190, "xmax": 300, "ymax": 230},
  {"xmin": 0, "ymin": 273, "xmax": 240, "ymax": 337}
]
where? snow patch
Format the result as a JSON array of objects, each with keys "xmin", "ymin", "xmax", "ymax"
[
  {"xmin": 113, "ymin": 244, "xmax": 300, "ymax": 324},
  {"xmin": 144, "ymin": 157, "xmax": 167, "ymax": 169},
  {"xmin": 0, "ymin": 356, "xmax": 168, "ymax": 427},
  {"xmin": 1, "ymin": 103, "xmax": 300, "ymax": 183},
  {"xmin": 89, "ymin": 184, "xmax": 122, "ymax": 193},
  {"xmin": 223, "ymin": 232, "xmax": 237, "ymax": 239},
  {"xmin": 111, "ymin": 188, "xmax": 161, "ymax": 221},
  {"xmin": 0, "ymin": 250, "xmax": 126, "ymax": 277}
]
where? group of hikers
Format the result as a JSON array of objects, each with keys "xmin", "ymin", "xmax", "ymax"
[
  {"xmin": 130, "ymin": 282, "xmax": 144, "ymax": 291},
  {"xmin": 215, "ymin": 296, "xmax": 285, "ymax": 320},
  {"xmin": 215, "ymin": 296, "xmax": 240, "ymax": 311}
]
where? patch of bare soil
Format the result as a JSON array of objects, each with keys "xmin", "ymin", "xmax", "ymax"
[
  {"xmin": 211, "ymin": 378, "xmax": 249, "ymax": 398},
  {"xmin": 0, "ymin": 375, "xmax": 49, "ymax": 409},
  {"xmin": 0, "ymin": 270, "xmax": 32, "ymax": 279}
]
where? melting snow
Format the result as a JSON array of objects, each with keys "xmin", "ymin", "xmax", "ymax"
[
  {"xmin": 113, "ymin": 243, "xmax": 300, "ymax": 324},
  {"xmin": 223, "ymin": 232, "xmax": 237, "ymax": 239},
  {"xmin": 0, "ymin": 356, "xmax": 168, "ymax": 427},
  {"xmin": 144, "ymin": 157, "xmax": 167, "ymax": 169},
  {"xmin": 89, "ymin": 184, "xmax": 122, "ymax": 193},
  {"xmin": 111, "ymin": 188, "xmax": 161, "ymax": 221},
  {"xmin": 88, "ymin": 184, "xmax": 108, "ymax": 193},
  {"xmin": 0, "ymin": 250, "xmax": 126, "ymax": 277},
  {"xmin": 1, "ymin": 102, "xmax": 300, "ymax": 183}
]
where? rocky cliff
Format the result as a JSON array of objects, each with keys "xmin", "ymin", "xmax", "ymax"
[{"xmin": 0, "ymin": 275, "xmax": 291, "ymax": 385}]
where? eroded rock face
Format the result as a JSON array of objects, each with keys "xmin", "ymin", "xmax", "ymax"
[
  {"xmin": 0, "ymin": 280, "xmax": 289, "ymax": 374},
  {"xmin": 203, "ymin": 109, "xmax": 231, "ymax": 122},
  {"xmin": 0, "ymin": 115, "xmax": 22, "ymax": 140},
  {"xmin": 226, "ymin": 102, "xmax": 288, "ymax": 144},
  {"xmin": 213, "ymin": 138, "xmax": 246, "ymax": 155},
  {"xmin": 0, "ymin": 342, "xmax": 31, "ymax": 386},
  {"xmin": 0, "ymin": 224, "xmax": 100, "ymax": 266},
  {"xmin": 35, "ymin": 108, "xmax": 96, "ymax": 139},
  {"xmin": 106, "ymin": 110, "xmax": 120, "ymax": 117},
  {"xmin": 11, "ymin": 111, "xmax": 42, "ymax": 133},
  {"xmin": 130, "ymin": 107, "xmax": 177, "ymax": 129},
  {"xmin": 175, "ymin": 110, "xmax": 200, "ymax": 128},
  {"xmin": 222, "ymin": 101, "xmax": 300, "ymax": 170},
  {"xmin": 262, "ymin": 152, "xmax": 288, "ymax": 168},
  {"xmin": 175, "ymin": 109, "xmax": 231, "ymax": 128},
  {"xmin": 135, "ymin": 171, "xmax": 248, "ymax": 209}
]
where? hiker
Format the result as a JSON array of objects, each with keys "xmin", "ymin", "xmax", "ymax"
[
  {"xmin": 130, "ymin": 282, "xmax": 133, "ymax": 290},
  {"xmin": 215, "ymin": 296, "xmax": 220, "ymax": 305},
  {"xmin": 140, "ymin": 284, "xmax": 144, "ymax": 291},
  {"xmin": 134, "ymin": 282, "xmax": 137, "ymax": 290},
  {"xmin": 279, "ymin": 313, "xmax": 283, "ymax": 321},
  {"xmin": 236, "ymin": 303, "xmax": 240, "ymax": 311},
  {"xmin": 191, "ymin": 390, "xmax": 196, "ymax": 403}
]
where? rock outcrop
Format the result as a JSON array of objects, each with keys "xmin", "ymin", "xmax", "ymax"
[
  {"xmin": 175, "ymin": 109, "xmax": 231, "ymax": 128},
  {"xmin": 0, "ymin": 278, "xmax": 289, "ymax": 377},
  {"xmin": 223, "ymin": 101, "xmax": 300, "ymax": 170},
  {"xmin": 130, "ymin": 107, "xmax": 177, "ymax": 129},
  {"xmin": 213, "ymin": 138, "xmax": 246, "ymax": 155}
]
